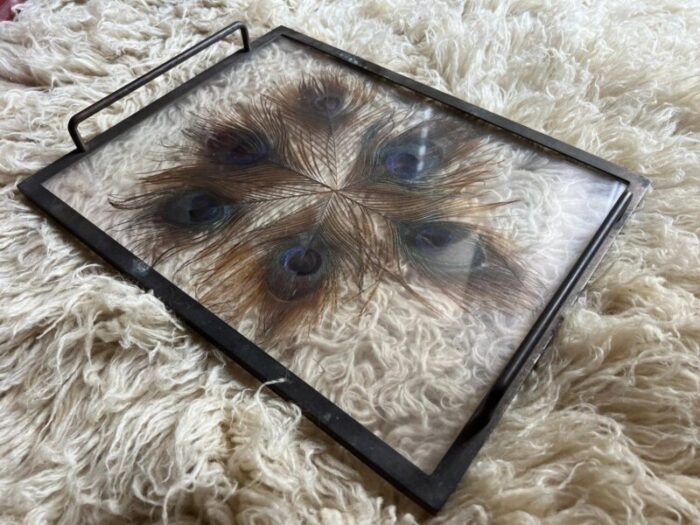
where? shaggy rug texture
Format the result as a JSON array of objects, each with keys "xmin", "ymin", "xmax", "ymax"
[{"xmin": 0, "ymin": 1, "xmax": 698, "ymax": 523}]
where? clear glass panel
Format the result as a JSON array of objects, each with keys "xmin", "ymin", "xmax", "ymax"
[{"xmin": 44, "ymin": 37, "xmax": 625, "ymax": 473}]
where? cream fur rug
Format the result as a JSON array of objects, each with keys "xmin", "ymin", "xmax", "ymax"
[{"xmin": 1, "ymin": 1, "xmax": 699, "ymax": 523}]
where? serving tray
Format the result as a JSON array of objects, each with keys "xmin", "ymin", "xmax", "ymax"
[{"xmin": 18, "ymin": 21, "xmax": 649, "ymax": 513}]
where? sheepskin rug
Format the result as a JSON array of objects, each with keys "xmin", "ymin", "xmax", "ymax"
[{"xmin": 1, "ymin": 1, "xmax": 698, "ymax": 523}]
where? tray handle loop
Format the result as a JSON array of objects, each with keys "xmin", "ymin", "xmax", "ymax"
[{"xmin": 67, "ymin": 21, "xmax": 250, "ymax": 152}]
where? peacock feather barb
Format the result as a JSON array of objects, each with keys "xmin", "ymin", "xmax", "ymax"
[{"xmin": 109, "ymin": 71, "xmax": 529, "ymax": 342}]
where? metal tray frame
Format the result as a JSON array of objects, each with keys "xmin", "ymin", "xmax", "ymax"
[{"xmin": 17, "ymin": 21, "xmax": 650, "ymax": 513}]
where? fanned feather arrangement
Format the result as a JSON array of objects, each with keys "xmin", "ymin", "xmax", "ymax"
[{"xmin": 110, "ymin": 71, "xmax": 530, "ymax": 342}]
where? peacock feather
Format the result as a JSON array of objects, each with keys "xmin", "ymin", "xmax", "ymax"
[{"xmin": 109, "ymin": 71, "xmax": 529, "ymax": 342}]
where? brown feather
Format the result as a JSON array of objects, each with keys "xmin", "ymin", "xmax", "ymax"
[{"xmin": 107, "ymin": 71, "xmax": 534, "ymax": 342}]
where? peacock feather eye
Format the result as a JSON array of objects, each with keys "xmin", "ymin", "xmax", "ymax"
[
  {"xmin": 294, "ymin": 74, "xmax": 373, "ymax": 123},
  {"xmin": 378, "ymin": 125, "xmax": 443, "ymax": 182},
  {"xmin": 266, "ymin": 238, "xmax": 329, "ymax": 302},
  {"xmin": 280, "ymin": 246, "xmax": 323, "ymax": 276},
  {"xmin": 206, "ymin": 129, "xmax": 269, "ymax": 166},
  {"xmin": 413, "ymin": 224, "xmax": 454, "ymax": 251},
  {"xmin": 403, "ymin": 221, "xmax": 487, "ymax": 272},
  {"xmin": 311, "ymin": 94, "xmax": 343, "ymax": 115},
  {"xmin": 298, "ymin": 79, "xmax": 346, "ymax": 118},
  {"xmin": 160, "ymin": 190, "xmax": 233, "ymax": 226}
]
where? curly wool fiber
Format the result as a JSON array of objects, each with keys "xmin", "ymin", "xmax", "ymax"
[{"xmin": 0, "ymin": 1, "xmax": 699, "ymax": 523}]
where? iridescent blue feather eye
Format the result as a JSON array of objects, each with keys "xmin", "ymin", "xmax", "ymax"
[
  {"xmin": 161, "ymin": 190, "xmax": 232, "ymax": 226},
  {"xmin": 267, "ymin": 240, "xmax": 327, "ymax": 301},
  {"xmin": 413, "ymin": 224, "xmax": 455, "ymax": 252},
  {"xmin": 280, "ymin": 246, "xmax": 323, "ymax": 276},
  {"xmin": 298, "ymin": 77, "xmax": 347, "ymax": 119},
  {"xmin": 404, "ymin": 222, "xmax": 486, "ymax": 272},
  {"xmin": 380, "ymin": 131, "xmax": 442, "ymax": 182},
  {"xmin": 312, "ymin": 95, "xmax": 342, "ymax": 115}
]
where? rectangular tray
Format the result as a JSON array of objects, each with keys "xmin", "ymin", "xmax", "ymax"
[{"xmin": 18, "ymin": 22, "xmax": 649, "ymax": 513}]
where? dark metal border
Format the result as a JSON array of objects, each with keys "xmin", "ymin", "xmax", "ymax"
[{"xmin": 17, "ymin": 23, "xmax": 650, "ymax": 514}]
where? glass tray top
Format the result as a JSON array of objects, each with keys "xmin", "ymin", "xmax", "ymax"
[{"xmin": 22, "ymin": 25, "xmax": 648, "ymax": 512}]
